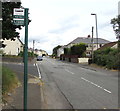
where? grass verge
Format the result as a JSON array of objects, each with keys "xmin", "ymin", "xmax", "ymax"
[{"xmin": 2, "ymin": 66, "xmax": 19, "ymax": 103}]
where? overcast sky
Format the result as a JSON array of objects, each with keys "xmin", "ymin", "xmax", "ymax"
[{"xmin": 19, "ymin": 0, "xmax": 119, "ymax": 54}]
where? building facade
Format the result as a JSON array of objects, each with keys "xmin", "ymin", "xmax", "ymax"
[
  {"xmin": 57, "ymin": 37, "xmax": 110, "ymax": 57},
  {"xmin": 1, "ymin": 38, "xmax": 23, "ymax": 56}
]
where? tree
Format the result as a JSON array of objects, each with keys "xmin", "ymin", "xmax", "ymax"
[
  {"xmin": 70, "ymin": 43, "xmax": 86, "ymax": 57},
  {"xmin": 2, "ymin": 2, "xmax": 22, "ymax": 40},
  {"xmin": 111, "ymin": 15, "xmax": 120, "ymax": 70},
  {"xmin": 52, "ymin": 45, "xmax": 62, "ymax": 57},
  {"xmin": 1, "ymin": 2, "xmax": 31, "ymax": 48},
  {"xmin": 111, "ymin": 15, "xmax": 120, "ymax": 39}
]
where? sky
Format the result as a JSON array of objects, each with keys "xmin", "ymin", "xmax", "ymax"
[{"xmin": 18, "ymin": 0, "xmax": 119, "ymax": 54}]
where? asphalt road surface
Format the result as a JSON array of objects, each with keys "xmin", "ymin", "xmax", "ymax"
[{"xmin": 37, "ymin": 57, "xmax": 118, "ymax": 109}]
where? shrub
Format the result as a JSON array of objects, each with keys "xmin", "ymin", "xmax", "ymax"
[
  {"xmin": 70, "ymin": 43, "xmax": 86, "ymax": 57},
  {"xmin": 18, "ymin": 51, "xmax": 38, "ymax": 57},
  {"xmin": 93, "ymin": 48, "xmax": 119, "ymax": 69},
  {"xmin": 64, "ymin": 48, "xmax": 71, "ymax": 55}
]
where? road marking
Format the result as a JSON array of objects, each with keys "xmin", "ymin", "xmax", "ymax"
[
  {"xmin": 81, "ymin": 77, "xmax": 112, "ymax": 94},
  {"xmin": 36, "ymin": 63, "xmax": 41, "ymax": 79},
  {"xmin": 65, "ymin": 69, "xmax": 74, "ymax": 75}
]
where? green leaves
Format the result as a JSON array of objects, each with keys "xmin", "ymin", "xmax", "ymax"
[
  {"xmin": 64, "ymin": 43, "xmax": 86, "ymax": 57},
  {"xmin": 52, "ymin": 45, "xmax": 62, "ymax": 57},
  {"xmin": 2, "ymin": 2, "xmax": 22, "ymax": 40},
  {"xmin": 93, "ymin": 48, "xmax": 119, "ymax": 69},
  {"xmin": 111, "ymin": 15, "xmax": 120, "ymax": 39}
]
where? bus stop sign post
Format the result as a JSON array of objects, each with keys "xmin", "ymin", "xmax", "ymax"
[
  {"xmin": 24, "ymin": 8, "xmax": 29, "ymax": 111},
  {"xmin": 13, "ymin": 8, "xmax": 29, "ymax": 111}
]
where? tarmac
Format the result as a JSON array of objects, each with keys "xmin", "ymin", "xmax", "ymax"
[{"xmin": 1, "ymin": 59, "xmax": 119, "ymax": 110}]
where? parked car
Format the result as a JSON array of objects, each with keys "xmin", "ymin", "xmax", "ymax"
[{"xmin": 37, "ymin": 56, "xmax": 43, "ymax": 61}]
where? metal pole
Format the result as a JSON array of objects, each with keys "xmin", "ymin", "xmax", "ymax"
[
  {"xmin": 91, "ymin": 13, "xmax": 98, "ymax": 50},
  {"xmin": 92, "ymin": 26, "xmax": 94, "ymax": 63},
  {"xmin": 24, "ymin": 8, "xmax": 29, "ymax": 111},
  {"xmin": 95, "ymin": 14, "xmax": 98, "ymax": 50}
]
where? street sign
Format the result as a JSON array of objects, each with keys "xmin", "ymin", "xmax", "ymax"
[
  {"xmin": 14, "ymin": 8, "xmax": 24, "ymax": 16},
  {"xmin": 13, "ymin": 20, "xmax": 24, "ymax": 25},
  {"xmin": 13, "ymin": 8, "xmax": 25, "ymax": 25},
  {"xmin": 13, "ymin": 15, "xmax": 24, "ymax": 19}
]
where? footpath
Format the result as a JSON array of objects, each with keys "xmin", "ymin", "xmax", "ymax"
[{"xmin": 2, "ymin": 60, "xmax": 43, "ymax": 110}]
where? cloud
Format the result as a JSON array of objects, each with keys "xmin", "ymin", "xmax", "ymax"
[
  {"xmin": 99, "ymin": 22, "xmax": 111, "ymax": 29},
  {"xmin": 49, "ymin": 15, "xmax": 80, "ymax": 34},
  {"xmin": 20, "ymin": 0, "xmax": 118, "ymax": 54},
  {"xmin": 49, "ymin": 23, "xmax": 79, "ymax": 34}
]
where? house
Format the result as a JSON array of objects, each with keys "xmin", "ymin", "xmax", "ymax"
[
  {"xmin": 34, "ymin": 49, "xmax": 48, "ymax": 56},
  {"xmin": 57, "ymin": 45, "xmax": 67, "ymax": 57},
  {"xmin": 97, "ymin": 41, "xmax": 118, "ymax": 50},
  {"xmin": 1, "ymin": 37, "xmax": 23, "ymax": 56},
  {"xmin": 57, "ymin": 37, "xmax": 110, "ymax": 57}
]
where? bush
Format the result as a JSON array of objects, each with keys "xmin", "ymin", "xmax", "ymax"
[
  {"xmin": 64, "ymin": 48, "xmax": 71, "ymax": 55},
  {"xmin": 64, "ymin": 43, "xmax": 87, "ymax": 57},
  {"xmin": 71, "ymin": 43, "xmax": 86, "ymax": 57},
  {"xmin": 93, "ymin": 48, "xmax": 119, "ymax": 69},
  {"xmin": 18, "ymin": 51, "xmax": 38, "ymax": 57}
]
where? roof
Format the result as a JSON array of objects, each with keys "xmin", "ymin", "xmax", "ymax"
[
  {"xmin": 59, "ymin": 45, "xmax": 68, "ymax": 49},
  {"xmin": 67, "ymin": 37, "xmax": 110, "ymax": 45},
  {"xmin": 18, "ymin": 37, "xmax": 23, "ymax": 45},
  {"xmin": 98, "ymin": 41, "xmax": 118, "ymax": 50}
]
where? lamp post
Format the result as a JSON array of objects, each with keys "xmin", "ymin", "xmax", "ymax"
[{"xmin": 91, "ymin": 13, "xmax": 98, "ymax": 49}]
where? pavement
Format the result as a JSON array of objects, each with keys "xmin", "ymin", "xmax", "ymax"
[{"xmin": 2, "ymin": 60, "xmax": 44, "ymax": 110}]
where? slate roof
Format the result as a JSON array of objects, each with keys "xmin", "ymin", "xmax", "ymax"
[
  {"xmin": 67, "ymin": 37, "xmax": 110, "ymax": 45},
  {"xmin": 98, "ymin": 41, "xmax": 117, "ymax": 50}
]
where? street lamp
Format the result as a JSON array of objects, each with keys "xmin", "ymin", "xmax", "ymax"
[{"xmin": 91, "ymin": 13, "xmax": 98, "ymax": 49}]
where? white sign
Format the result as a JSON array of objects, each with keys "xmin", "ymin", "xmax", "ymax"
[
  {"xmin": 13, "ymin": 8, "xmax": 24, "ymax": 25},
  {"xmin": 14, "ymin": 8, "xmax": 24, "ymax": 16}
]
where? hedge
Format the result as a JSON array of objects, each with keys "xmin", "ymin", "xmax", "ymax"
[{"xmin": 93, "ymin": 48, "xmax": 119, "ymax": 69}]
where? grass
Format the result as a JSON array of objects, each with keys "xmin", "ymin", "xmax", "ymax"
[{"xmin": 2, "ymin": 66, "xmax": 19, "ymax": 95}]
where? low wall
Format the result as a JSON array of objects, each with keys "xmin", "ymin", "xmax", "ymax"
[
  {"xmin": 78, "ymin": 58, "xmax": 89, "ymax": 63},
  {"xmin": 60, "ymin": 54, "xmax": 89, "ymax": 64},
  {"xmin": 2, "ymin": 57, "xmax": 34, "ymax": 63},
  {"xmin": 71, "ymin": 58, "xmax": 78, "ymax": 63}
]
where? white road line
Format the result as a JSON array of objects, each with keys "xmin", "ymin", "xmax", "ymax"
[
  {"xmin": 36, "ymin": 63, "xmax": 41, "ymax": 79},
  {"xmin": 65, "ymin": 69, "xmax": 75, "ymax": 75},
  {"xmin": 81, "ymin": 77, "xmax": 112, "ymax": 94}
]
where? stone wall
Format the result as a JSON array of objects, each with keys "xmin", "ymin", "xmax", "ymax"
[{"xmin": 2, "ymin": 57, "xmax": 35, "ymax": 63}]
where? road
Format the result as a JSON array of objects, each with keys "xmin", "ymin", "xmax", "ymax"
[{"xmin": 37, "ymin": 57, "xmax": 118, "ymax": 109}]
